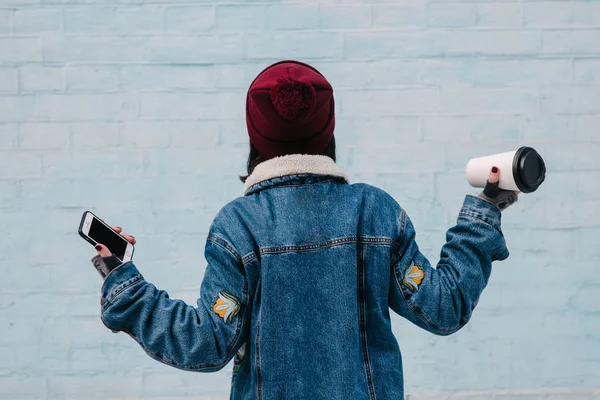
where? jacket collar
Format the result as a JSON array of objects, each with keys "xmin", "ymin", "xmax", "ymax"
[{"xmin": 243, "ymin": 153, "xmax": 350, "ymax": 195}]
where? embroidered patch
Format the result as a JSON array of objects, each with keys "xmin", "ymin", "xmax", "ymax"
[
  {"xmin": 402, "ymin": 261, "xmax": 424, "ymax": 292},
  {"xmin": 212, "ymin": 291, "xmax": 240, "ymax": 323},
  {"xmin": 233, "ymin": 342, "xmax": 246, "ymax": 373}
]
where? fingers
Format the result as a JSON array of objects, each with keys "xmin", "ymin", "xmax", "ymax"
[
  {"xmin": 121, "ymin": 233, "xmax": 136, "ymax": 245},
  {"xmin": 488, "ymin": 166, "xmax": 500, "ymax": 184},
  {"xmin": 108, "ymin": 224, "xmax": 135, "ymax": 244},
  {"xmin": 94, "ymin": 243, "xmax": 112, "ymax": 257}
]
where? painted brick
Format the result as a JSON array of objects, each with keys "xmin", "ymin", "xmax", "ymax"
[
  {"xmin": 427, "ymin": 3, "xmax": 475, "ymax": 27},
  {"xmin": 0, "ymin": 37, "xmax": 41, "ymax": 62},
  {"xmin": 44, "ymin": 36, "xmax": 147, "ymax": 63},
  {"xmin": 142, "ymin": 148, "xmax": 246, "ymax": 177},
  {"xmin": 575, "ymin": 116, "xmax": 600, "ymax": 142},
  {"xmin": 543, "ymin": 30, "xmax": 600, "ymax": 55},
  {"xmin": 445, "ymin": 31, "xmax": 541, "ymax": 55},
  {"xmin": 319, "ymin": 5, "xmax": 371, "ymax": 30},
  {"xmin": 372, "ymin": 3, "xmax": 427, "ymax": 28},
  {"xmin": 63, "ymin": 7, "xmax": 113, "ymax": 33},
  {"xmin": 0, "ymin": 123, "xmax": 18, "ymax": 149},
  {"xmin": 340, "ymin": 88, "xmax": 439, "ymax": 117},
  {"xmin": 70, "ymin": 121, "xmax": 119, "ymax": 148},
  {"xmin": 0, "ymin": 180, "xmax": 20, "ymax": 208},
  {"xmin": 345, "ymin": 32, "xmax": 444, "ymax": 59},
  {"xmin": 165, "ymin": 6, "xmax": 215, "ymax": 33},
  {"xmin": 573, "ymin": 2, "xmax": 600, "ymax": 26},
  {"xmin": 0, "ymin": 95, "xmax": 36, "ymax": 121},
  {"xmin": 0, "ymin": 151, "xmax": 41, "ymax": 178},
  {"xmin": 18, "ymin": 122, "xmax": 70, "ymax": 149},
  {"xmin": 42, "ymin": 149, "xmax": 143, "ymax": 178},
  {"xmin": 0, "ymin": 67, "xmax": 18, "ymax": 93},
  {"xmin": 139, "ymin": 91, "xmax": 243, "ymax": 119},
  {"xmin": 113, "ymin": 6, "xmax": 164, "ymax": 33},
  {"xmin": 541, "ymin": 85, "xmax": 600, "ymax": 113},
  {"xmin": 0, "ymin": 9, "xmax": 11, "ymax": 33},
  {"xmin": 19, "ymin": 65, "xmax": 63, "ymax": 91},
  {"xmin": 440, "ymin": 87, "xmax": 539, "ymax": 114},
  {"xmin": 423, "ymin": 116, "xmax": 471, "ymax": 142},
  {"xmin": 520, "ymin": 116, "xmax": 574, "ymax": 141},
  {"xmin": 349, "ymin": 143, "xmax": 446, "ymax": 173},
  {"xmin": 119, "ymin": 121, "xmax": 169, "ymax": 148},
  {"xmin": 169, "ymin": 120, "xmax": 221, "ymax": 148},
  {"xmin": 246, "ymin": 32, "xmax": 343, "ymax": 60},
  {"xmin": 66, "ymin": 65, "xmax": 119, "ymax": 91},
  {"xmin": 468, "ymin": 59, "xmax": 572, "ymax": 85},
  {"xmin": 578, "ymin": 171, "xmax": 600, "ymax": 199},
  {"xmin": 336, "ymin": 117, "xmax": 421, "ymax": 146},
  {"xmin": 574, "ymin": 59, "xmax": 600, "ymax": 83},
  {"xmin": 38, "ymin": 93, "xmax": 137, "ymax": 121},
  {"xmin": 476, "ymin": 3, "xmax": 522, "ymax": 27},
  {"xmin": 523, "ymin": 2, "xmax": 574, "ymax": 26},
  {"xmin": 265, "ymin": 4, "xmax": 319, "ymax": 30},
  {"xmin": 215, "ymin": 5, "xmax": 266, "ymax": 32},
  {"xmin": 144, "ymin": 35, "xmax": 244, "ymax": 63},
  {"xmin": 14, "ymin": 8, "xmax": 61, "ymax": 33},
  {"xmin": 215, "ymin": 63, "xmax": 264, "ymax": 89},
  {"xmin": 47, "ymin": 373, "xmax": 143, "ymax": 398},
  {"xmin": 0, "ymin": 376, "xmax": 46, "ymax": 399}
]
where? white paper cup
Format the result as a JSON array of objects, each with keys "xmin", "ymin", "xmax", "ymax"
[{"xmin": 466, "ymin": 147, "xmax": 546, "ymax": 193}]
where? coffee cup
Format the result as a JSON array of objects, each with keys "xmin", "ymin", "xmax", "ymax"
[{"xmin": 466, "ymin": 147, "xmax": 546, "ymax": 193}]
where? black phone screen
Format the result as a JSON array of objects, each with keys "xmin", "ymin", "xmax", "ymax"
[{"xmin": 89, "ymin": 217, "xmax": 128, "ymax": 260}]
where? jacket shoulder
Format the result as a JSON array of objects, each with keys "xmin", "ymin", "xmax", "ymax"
[{"xmin": 351, "ymin": 182, "xmax": 402, "ymax": 213}]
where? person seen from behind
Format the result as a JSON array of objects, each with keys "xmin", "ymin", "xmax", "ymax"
[{"xmin": 92, "ymin": 60, "xmax": 519, "ymax": 399}]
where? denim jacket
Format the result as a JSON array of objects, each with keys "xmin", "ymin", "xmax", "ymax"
[{"xmin": 98, "ymin": 154, "xmax": 510, "ymax": 400}]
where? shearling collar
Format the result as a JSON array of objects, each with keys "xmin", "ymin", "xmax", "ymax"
[{"xmin": 243, "ymin": 154, "xmax": 350, "ymax": 195}]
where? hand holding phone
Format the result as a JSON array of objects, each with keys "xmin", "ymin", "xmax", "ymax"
[{"xmin": 79, "ymin": 211, "xmax": 135, "ymax": 262}]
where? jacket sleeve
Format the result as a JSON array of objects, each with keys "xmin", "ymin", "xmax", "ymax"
[
  {"xmin": 388, "ymin": 195, "xmax": 510, "ymax": 336},
  {"xmin": 99, "ymin": 232, "xmax": 251, "ymax": 372}
]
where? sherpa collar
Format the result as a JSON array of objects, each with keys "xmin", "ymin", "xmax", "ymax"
[{"xmin": 243, "ymin": 154, "xmax": 350, "ymax": 195}]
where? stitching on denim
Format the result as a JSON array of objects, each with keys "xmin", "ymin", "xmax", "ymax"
[
  {"xmin": 246, "ymin": 176, "xmax": 344, "ymax": 196},
  {"xmin": 103, "ymin": 275, "xmax": 144, "ymax": 311},
  {"xmin": 256, "ymin": 309, "xmax": 262, "ymax": 400},
  {"xmin": 207, "ymin": 234, "xmax": 243, "ymax": 263},
  {"xmin": 260, "ymin": 236, "xmax": 392, "ymax": 255},
  {"xmin": 459, "ymin": 211, "xmax": 502, "ymax": 235},
  {"xmin": 358, "ymin": 244, "xmax": 377, "ymax": 400},
  {"xmin": 390, "ymin": 211, "xmax": 408, "ymax": 266}
]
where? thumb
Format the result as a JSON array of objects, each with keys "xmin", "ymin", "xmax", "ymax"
[{"xmin": 94, "ymin": 243, "xmax": 112, "ymax": 258}]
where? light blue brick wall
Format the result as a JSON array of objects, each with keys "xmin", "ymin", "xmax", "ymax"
[{"xmin": 0, "ymin": 0, "xmax": 598, "ymax": 399}]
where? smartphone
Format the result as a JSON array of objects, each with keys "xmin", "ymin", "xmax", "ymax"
[{"xmin": 78, "ymin": 211, "xmax": 134, "ymax": 263}]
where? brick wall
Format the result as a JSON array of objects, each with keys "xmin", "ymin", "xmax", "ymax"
[{"xmin": 0, "ymin": 0, "xmax": 598, "ymax": 398}]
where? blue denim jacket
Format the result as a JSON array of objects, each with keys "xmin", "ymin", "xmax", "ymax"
[{"xmin": 99, "ymin": 154, "xmax": 509, "ymax": 399}]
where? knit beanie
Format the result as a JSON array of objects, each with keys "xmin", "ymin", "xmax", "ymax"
[{"xmin": 246, "ymin": 60, "xmax": 335, "ymax": 160}]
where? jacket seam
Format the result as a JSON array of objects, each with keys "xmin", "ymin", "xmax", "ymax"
[
  {"xmin": 256, "ymin": 309, "xmax": 262, "ymax": 400},
  {"xmin": 358, "ymin": 243, "xmax": 377, "ymax": 400},
  {"xmin": 207, "ymin": 234, "xmax": 243, "ymax": 264},
  {"xmin": 245, "ymin": 176, "xmax": 345, "ymax": 196},
  {"xmin": 259, "ymin": 236, "xmax": 392, "ymax": 255}
]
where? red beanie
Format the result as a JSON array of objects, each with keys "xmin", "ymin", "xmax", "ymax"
[{"xmin": 246, "ymin": 60, "xmax": 335, "ymax": 159}]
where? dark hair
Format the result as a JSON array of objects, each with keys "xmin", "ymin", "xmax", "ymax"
[{"xmin": 238, "ymin": 136, "xmax": 337, "ymax": 183}]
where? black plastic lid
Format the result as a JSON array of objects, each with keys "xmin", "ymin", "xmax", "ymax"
[{"xmin": 513, "ymin": 146, "xmax": 546, "ymax": 193}]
